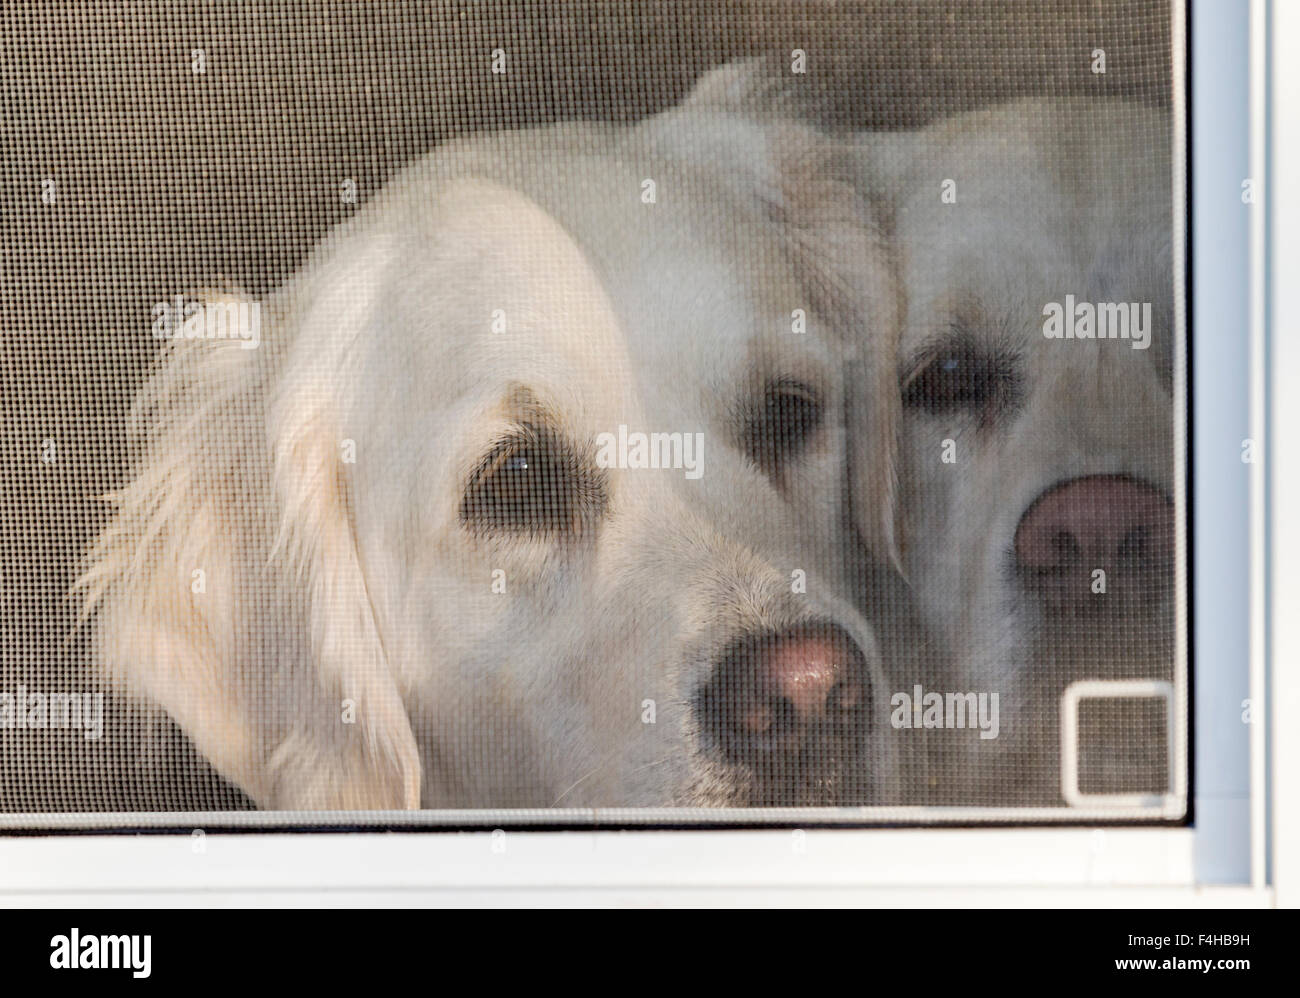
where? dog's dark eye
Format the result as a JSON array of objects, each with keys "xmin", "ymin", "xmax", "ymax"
[
  {"xmin": 903, "ymin": 348, "xmax": 991, "ymax": 412},
  {"xmin": 743, "ymin": 378, "xmax": 824, "ymax": 477},
  {"xmin": 902, "ymin": 345, "xmax": 1018, "ymax": 422},
  {"xmin": 461, "ymin": 427, "xmax": 603, "ymax": 536}
]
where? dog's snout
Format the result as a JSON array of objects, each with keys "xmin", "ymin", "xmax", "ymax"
[
  {"xmin": 1014, "ymin": 475, "xmax": 1174, "ymax": 602},
  {"xmin": 697, "ymin": 622, "xmax": 873, "ymax": 768}
]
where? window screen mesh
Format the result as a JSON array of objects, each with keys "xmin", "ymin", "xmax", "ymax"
[{"xmin": 0, "ymin": 0, "xmax": 1184, "ymax": 827}]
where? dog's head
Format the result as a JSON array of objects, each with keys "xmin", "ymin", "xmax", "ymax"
[
  {"xmin": 858, "ymin": 99, "xmax": 1176, "ymax": 798},
  {"xmin": 78, "ymin": 112, "xmax": 902, "ymax": 810}
]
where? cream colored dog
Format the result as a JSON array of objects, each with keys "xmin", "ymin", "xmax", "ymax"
[
  {"xmin": 855, "ymin": 99, "xmax": 1176, "ymax": 802},
  {"xmin": 76, "ymin": 100, "xmax": 902, "ymax": 810}
]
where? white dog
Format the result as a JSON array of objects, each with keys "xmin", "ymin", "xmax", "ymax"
[
  {"xmin": 76, "ymin": 98, "xmax": 903, "ymax": 810},
  {"xmin": 854, "ymin": 99, "xmax": 1176, "ymax": 803}
]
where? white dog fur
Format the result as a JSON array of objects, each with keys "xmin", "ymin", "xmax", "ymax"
[{"xmin": 76, "ymin": 97, "xmax": 903, "ymax": 809}]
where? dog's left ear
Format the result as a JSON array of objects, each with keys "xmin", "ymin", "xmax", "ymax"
[{"xmin": 76, "ymin": 282, "xmax": 423, "ymax": 810}]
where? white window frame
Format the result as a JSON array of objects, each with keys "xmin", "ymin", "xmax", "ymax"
[{"xmin": 1, "ymin": 0, "xmax": 1293, "ymax": 907}]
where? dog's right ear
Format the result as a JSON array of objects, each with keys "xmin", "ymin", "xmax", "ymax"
[
  {"xmin": 773, "ymin": 144, "xmax": 905, "ymax": 571},
  {"xmin": 77, "ymin": 286, "xmax": 421, "ymax": 810},
  {"xmin": 644, "ymin": 63, "xmax": 907, "ymax": 565},
  {"xmin": 687, "ymin": 118, "xmax": 905, "ymax": 568}
]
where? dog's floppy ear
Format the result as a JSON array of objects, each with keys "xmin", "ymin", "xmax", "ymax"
[
  {"xmin": 77, "ymin": 286, "xmax": 421, "ymax": 809},
  {"xmin": 773, "ymin": 141, "xmax": 904, "ymax": 570},
  {"xmin": 263, "ymin": 259, "xmax": 425, "ymax": 810}
]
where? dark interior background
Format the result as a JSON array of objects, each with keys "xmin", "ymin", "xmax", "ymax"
[{"xmin": 0, "ymin": 0, "xmax": 1173, "ymax": 813}]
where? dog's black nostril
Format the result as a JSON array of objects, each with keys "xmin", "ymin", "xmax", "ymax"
[
  {"xmin": 742, "ymin": 701, "xmax": 775, "ymax": 737},
  {"xmin": 1118, "ymin": 524, "xmax": 1148, "ymax": 561},
  {"xmin": 826, "ymin": 680, "xmax": 867, "ymax": 722},
  {"xmin": 1051, "ymin": 530, "xmax": 1081, "ymax": 565},
  {"xmin": 771, "ymin": 697, "xmax": 798, "ymax": 736},
  {"xmin": 758, "ymin": 698, "xmax": 801, "ymax": 749}
]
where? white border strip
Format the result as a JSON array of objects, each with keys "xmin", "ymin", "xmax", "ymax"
[
  {"xmin": 0, "ymin": 887, "xmax": 1271, "ymax": 909},
  {"xmin": 1248, "ymin": 0, "xmax": 1269, "ymax": 894},
  {"xmin": 1269, "ymin": 0, "xmax": 1300, "ymax": 911},
  {"xmin": 1190, "ymin": 0, "xmax": 1255, "ymax": 887},
  {"xmin": 0, "ymin": 828, "xmax": 1201, "ymax": 893}
]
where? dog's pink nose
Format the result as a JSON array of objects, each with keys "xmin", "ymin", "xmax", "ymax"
[
  {"xmin": 1014, "ymin": 474, "xmax": 1174, "ymax": 576},
  {"xmin": 747, "ymin": 629, "xmax": 863, "ymax": 728},
  {"xmin": 699, "ymin": 622, "xmax": 872, "ymax": 765}
]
